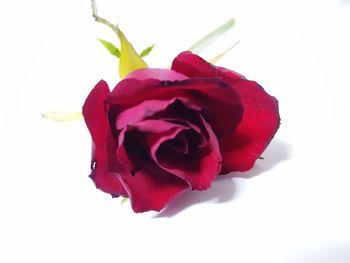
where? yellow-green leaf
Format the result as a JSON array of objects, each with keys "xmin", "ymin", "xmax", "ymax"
[
  {"xmin": 121, "ymin": 197, "xmax": 129, "ymax": 205},
  {"xmin": 98, "ymin": 39, "xmax": 120, "ymax": 58},
  {"xmin": 117, "ymin": 27, "xmax": 148, "ymax": 79},
  {"xmin": 90, "ymin": 2, "xmax": 148, "ymax": 79},
  {"xmin": 140, "ymin": 44, "xmax": 155, "ymax": 58},
  {"xmin": 41, "ymin": 111, "xmax": 83, "ymax": 121}
]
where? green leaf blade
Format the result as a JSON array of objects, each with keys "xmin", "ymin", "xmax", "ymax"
[
  {"xmin": 98, "ymin": 39, "xmax": 120, "ymax": 58},
  {"xmin": 140, "ymin": 44, "xmax": 155, "ymax": 58},
  {"xmin": 41, "ymin": 111, "xmax": 83, "ymax": 121},
  {"xmin": 121, "ymin": 197, "xmax": 129, "ymax": 205},
  {"xmin": 188, "ymin": 18, "xmax": 235, "ymax": 54},
  {"xmin": 209, "ymin": 41, "xmax": 240, "ymax": 64}
]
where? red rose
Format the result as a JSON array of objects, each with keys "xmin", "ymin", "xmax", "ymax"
[{"xmin": 83, "ymin": 51, "xmax": 280, "ymax": 213}]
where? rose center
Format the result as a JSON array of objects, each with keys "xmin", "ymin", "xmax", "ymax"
[{"xmin": 163, "ymin": 136, "xmax": 189, "ymax": 154}]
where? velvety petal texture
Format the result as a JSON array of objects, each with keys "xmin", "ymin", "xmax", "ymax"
[
  {"xmin": 172, "ymin": 51, "xmax": 280, "ymax": 172},
  {"xmin": 82, "ymin": 80, "xmax": 127, "ymax": 196},
  {"xmin": 83, "ymin": 51, "xmax": 280, "ymax": 213}
]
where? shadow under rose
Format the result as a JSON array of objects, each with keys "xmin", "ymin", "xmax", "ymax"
[
  {"xmin": 154, "ymin": 139, "xmax": 291, "ymax": 218},
  {"xmin": 236, "ymin": 139, "xmax": 292, "ymax": 178},
  {"xmin": 285, "ymin": 241, "xmax": 350, "ymax": 263},
  {"xmin": 154, "ymin": 175, "xmax": 236, "ymax": 218}
]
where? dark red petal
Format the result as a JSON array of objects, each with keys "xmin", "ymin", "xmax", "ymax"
[
  {"xmin": 171, "ymin": 51, "xmax": 244, "ymax": 81},
  {"xmin": 155, "ymin": 116, "xmax": 222, "ymax": 190},
  {"xmin": 136, "ymin": 119, "xmax": 188, "ymax": 157},
  {"xmin": 126, "ymin": 68, "xmax": 188, "ymax": 81},
  {"xmin": 118, "ymin": 170, "xmax": 189, "ymax": 213},
  {"xmin": 82, "ymin": 80, "xmax": 127, "ymax": 196},
  {"xmin": 136, "ymin": 119, "xmax": 187, "ymax": 134},
  {"xmin": 106, "ymin": 78, "xmax": 243, "ymax": 141},
  {"xmin": 115, "ymin": 97, "xmax": 200, "ymax": 130},
  {"xmin": 126, "ymin": 119, "xmax": 189, "ymax": 169},
  {"xmin": 220, "ymin": 80, "xmax": 280, "ymax": 172},
  {"xmin": 171, "ymin": 51, "xmax": 280, "ymax": 173}
]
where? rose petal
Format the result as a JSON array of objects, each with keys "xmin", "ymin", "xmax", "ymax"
[
  {"xmin": 126, "ymin": 68, "xmax": 188, "ymax": 81},
  {"xmin": 171, "ymin": 51, "xmax": 280, "ymax": 172},
  {"xmin": 172, "ymin": 51, "xmax": 244, "ymax": 81},
  {"xmin": 164, "ymin": 136, "xmax": 189, "ymax": 154},
  {"xmin": 118, "ymin": 169, "xmax": 189, "ymax": 213},
  {"xmin": 82, "ymin": 80, "xmax": 127, "ymax": 196},
  {"xmin": 106, "ymin": 78, "xmax": 243, "ymax": 141},
  {"xmin": 219, "ymin": 80, "xmax": 280, "ymax": 172},
  {"xmin": 115, "ymin": 97, "xmax": 200, "ymax": 130},
  {"xmin": 136, "ymin": 119, "xmax": 189, "ymax": 157},
  {"xmin": 121, "ymin": 119, "xmax": 189, "ymax": 169},
  {"xmin": 155, "ymin": 116, "xmax": 222, "ymax": 190}
]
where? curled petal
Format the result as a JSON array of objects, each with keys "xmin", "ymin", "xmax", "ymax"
[
  {"xmin": 126, "ymin": 68, "xmax": 188, "ymax": 81},
  {"xmin": 172, "ymin": 51, "xmax": 244, "ymax": 81},
  {"xmin": 171, "ymin": 51, "xmax": 280, "ymax": 172},
  {"xmin": 106, "ymin": 78, "xmax": 243, "ymax": 141},
  {"xmin": 118, "ymin": 169, "xmax": 188, "ymax": 213},
  {"xmin": 116, "ymin": 97, "xmax": 200, "ymax": 130},
  {"xmin": 82, "ymin": 80, "xmax": 127, "ymax": 196},
  {"xmin": 155, "ymin": 116, "xmax": 222, "ymax": 190},
  {"xmin": 219, "ymin": 80, "xmax": 280, "ymax": 172}
]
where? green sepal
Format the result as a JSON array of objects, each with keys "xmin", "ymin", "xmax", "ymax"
[
  {"xmin": 188, "ymin": 18, "xmax": 235, "ymax": 54},
  {"xmin": 121, "ymin": 197, "xmax": 129, "ymax": 205},
  {"xmin": 140, "ymin": 44, "xmax": 155, "ymax": 58},
  {"xmin": 117, "ymin": 27, "xmax": 148, "ymax": 79},
  {"xmin": 98, "ymin": 39, "xmax": 120, "ymax": 58}
]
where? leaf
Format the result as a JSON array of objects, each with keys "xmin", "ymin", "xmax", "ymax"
[
  {"xmin": 91, "ymin": 6, "xmax": 148, "ymax": 79},
  {"xmin": 117, "ymin": 27, "xmax": 148, "ymax": 79},
  {"xmin": 98, "ymin": 39, "xmax": 120, "ymax": 58},
  {"xmin": 188, "ymin": 18, "xmax": 235, "ymax": 54},
  {"xmin": 209, "ymin": 41, "xmax": 240, "ymax": 64},
  {"xmin": 41, "ymin": 111, "xmax": 83, "ymax": 121},
  {"xmin": 121, "ymin": 197, "xmax": 129, "ymax": 205},
  {"xmin": 140, "ymin": 44, "xmax": 155, "ymax": 58}
]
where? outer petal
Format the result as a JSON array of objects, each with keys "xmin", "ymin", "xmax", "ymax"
[
  {"xmin": 115, "ymin": 97, "xmax": 200, "ymax": 130},
  {"xmin": 219, "ymin": 80, "xmax": 280, "ymax": 172},
  {"xmin": 82, "ymin": 80, "xmax": 127, "ymax": 196},
  {"xmin": 155, "ymin": 116, "xmax": 222, "ymax": 190},
  {"xmin": 118, "ymin": 169, "xmax": 189, "ymax": 213},
  {"xmin": 126, "ymin": 68, "xmax": 188, "ymax": 81},
  {"xmin": 172, "ymin": 51, "xmax": 244, "ymax": 82},
  {"xmin": 172, "ymin": 51, "xmax": 280, "ymax": 172},
  {"xmin": 105, "ymin": 78, "xmax": 243, "ymax": 141}
]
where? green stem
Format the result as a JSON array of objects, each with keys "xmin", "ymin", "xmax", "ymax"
[
  {"xmin": 209, "ymin": 41, "xmax": 240, "ymax": 64},
  {"xmin": 91, "ymin": 0, "xmax": 118, "ymax": 34},
  {"xmin": 188, "ymin": 18, "xmax": 235, "ymax": 54}
]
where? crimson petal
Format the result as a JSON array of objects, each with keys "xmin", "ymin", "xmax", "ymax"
[
  {"xmin": 171, "ymin": 51, "xmax": 280, "ymax": 172},
  {"xmin": 115, "ymin": 97, "xmax": 200, "ymax": 130},
  {"xmin": 155, "ymin": 116, "xmax": 222, "ymax": 190},
  {"xmin": 219, "ymin": 80, "xmax": 280, "ymax": 172},
  {"xmin": 172, "ymin": 51, "xmax": 244, "ymax": 82},
  {"xmin": 126, "ymin": 68, "xmax": 188, "ymax": 81},
  {"xmin": 82, "ymin": 80, "xmax": 127, "ymax": 196},
  {"xmin": 118, "ymin": 169, "xmax": 188, "ymax": 213},
  {"xmin": 106, "ymin": 78, "xmax": 243, "ymax": 141}
]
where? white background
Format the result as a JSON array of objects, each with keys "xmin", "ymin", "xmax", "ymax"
[{"xmin": 1, "ymin": 0, "xmax": 350, "ymax": 262}]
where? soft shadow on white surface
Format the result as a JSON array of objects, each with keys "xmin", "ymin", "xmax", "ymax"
[
  {"xmin": 155, "ymin": 140, "xmax": 290, "ymax": 217},
  {"xmin": 285, "ymin": 242, "xmax": 350, "ymax": 263},
  {"xmin": 237, "ymin": 139, "xmax": 291, "ymax": 178},
  {"xmin": 154, "ymin": 175, "xmax": 236, "ymax": 218}
]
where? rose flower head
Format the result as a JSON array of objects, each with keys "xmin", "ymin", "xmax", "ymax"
[{"xmin": 83, "ymin": 50, "xmax": 280, "ymax": 213}]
